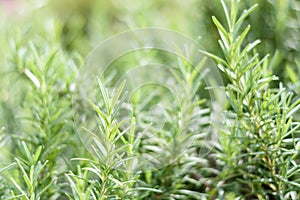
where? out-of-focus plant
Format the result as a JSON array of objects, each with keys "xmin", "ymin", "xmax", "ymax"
[{"xmin": 1, "ymin": 18, "xmax": 80, "ymax": 198}]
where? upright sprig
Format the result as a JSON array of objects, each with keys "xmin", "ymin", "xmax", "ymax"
[
  {"xmin": 5, "ymin": 29, "xmax": 78, "ymax": 199},
  {"xmin": 203, "ymin": 0, "xmax": 300, "ymax": 199},
  {"xmin": 69, "ymin": 78, "xmax": 162, "ymax": 199}
]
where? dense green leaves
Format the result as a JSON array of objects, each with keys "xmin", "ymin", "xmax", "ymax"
[
  {"xmin": 204, "ymin": 0, "xmax": 300, "ymax": 199},
  {"xmin": 0, "ymin": 0, "xmax": 300, "ymax": 199}
]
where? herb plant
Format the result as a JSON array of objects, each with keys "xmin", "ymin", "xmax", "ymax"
[{"xmin": 0, "ymin": 0, "xmax": 299, "ymax": 199}]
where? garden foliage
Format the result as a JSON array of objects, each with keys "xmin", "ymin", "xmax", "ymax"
[{"xmin": 0, "ymin": 0, "xmax": 300, "ymax": 199}]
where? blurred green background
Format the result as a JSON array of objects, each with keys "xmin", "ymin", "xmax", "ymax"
[{"xmin": 1, "ymin": 0, "xmax": 299, "ymax": 82}]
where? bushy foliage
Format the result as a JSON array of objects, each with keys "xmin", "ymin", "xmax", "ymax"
[{"xmin": 0, "ymin": 0, "xmax": 299, "ymax": 199}]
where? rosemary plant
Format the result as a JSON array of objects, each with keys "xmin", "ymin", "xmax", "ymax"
[
  {"xmin": 0, "ymin": 0, "xmax": 300, "ymax": 199},
  {"xmin": 202, "ymin": 0, "xmax": 300, "ymax": 199},
  {"xmin": 1, "ymin": 24, "xmax": 79, "ymax": 199}
]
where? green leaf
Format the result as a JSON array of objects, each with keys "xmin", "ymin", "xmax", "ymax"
[
  {"xmin": 220, "ymin": 0, "xmax": 231, "ymax": 30},
  {"xmin": 234, "ymin": 25, "xmax": 251, "ymax": 52},
  {"xmin": 212, "ymin": 16, "xmax": 230, "ymax": 49},
  {"xmin": 235, "ymin": 4, "xmax": 258, "ymax": 34}
]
